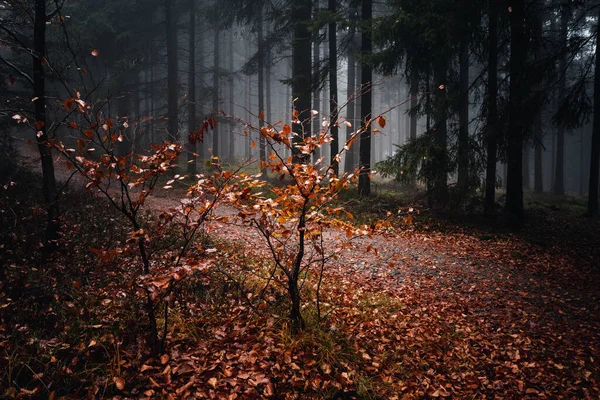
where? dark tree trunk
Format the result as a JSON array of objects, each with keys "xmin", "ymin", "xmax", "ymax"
[
  {"xmin": 187, "ymin": 0, "xmax": 197, "ymax": 176},
  {"xmin": 410, "ymin": 80, "xmax": 417, "ymax": 141},
  {"xmin": 229, "ymin": 29, "xmax": 235, "ymax": 161},
  {"xmin": 258, "ymin": 13, "xmax": 266, "ymax": 174},
  {"xmin": 588, "ymin": 4, "xmax": 600, "ymax": 216},
  {"xmin": 484, "ymin": 0, "xmax": 499, "ymax": 215},
  {"xmin": 312, "ymin": 9, "xmax": 320, "ymax": 162},
  {"xmin": 212, "ymin": 27, "xmax": 220, "ymax": 157},
  {"xmin": 358, "ymin": 0, "xmax": 372, "ymax": 196},
  {"xmin": 344, "ymin": 47, "xmax": 356, "ymax": 173},
  {"xmin": 33, "ymin": 0, "xmax": 59, "ymax": 249},
  {"xmin": 431, "ymin": 58, "xmax": 449, "ymax": 206},
  {"xmin": 505, "ymin": 0, "xmax": 526, "ymax": 219},
  {"xmin": 523, "ymin": 144, "xmax": 530, "ymax": 190},
  {"xmin": 457, "ymin": 32, "xmax": 470, "ymax": 191},
  {"xmin": 291, "ymin": 0, "xmax": 312, "ymax": 163},
  {"xmin": 534, "ymin": 140, "xmax": 543, "ymax": 192},
  {"xmin": 329, "ymin": 0, "xmax": 339, "ymax": 175},
  {"xmin": 553, "ymin": 2, "xmax": 569, "ymax": 195},
  {"xmin": 165, "ymin": 0, "xmax": 178, "ymax": 141}
]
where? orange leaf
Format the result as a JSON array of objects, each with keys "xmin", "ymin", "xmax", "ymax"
[
  {"xmin": 34, "ymin": 121, "xmax": 44, "ymax": 130},
  {"xmin": 113, "ymin": 377, "xmax": 125, "ymax": 390},
  {"xmin": 259, "ymin": 110, "xmax": 265, "ymax": 120},
  {"xmin": 84, "ymin": 130, "xmax": 95, "ymax": 139},
  {"xmin": 251, "ymin": 141, "xmax": 256, "ymax": 148},
  {"xmin": 376, "ymin": 116, "xmax": 386, "ymax": 128},
  {"xmin": 282, "ymin": 124, "xmax": 291, "ymax": 135},
  {"xmin": 91, "ymin": 49, "xmax": 99, "ymax": 57},
  {"xmin": 69, "ymin": 121, "xmax": 78, "ymax": 129}
]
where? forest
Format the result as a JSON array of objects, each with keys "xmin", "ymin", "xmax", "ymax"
[{"xmin": 0, "ymin": 0, "xmax": 599, "ymax": 398}]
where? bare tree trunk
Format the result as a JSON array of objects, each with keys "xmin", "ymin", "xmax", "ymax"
[
  {"xmin": 187, "ymin": 0, "xmax": 197, "ymax": 175},
  {"xmin": 33, "ymin": 0, "xmax": 59, "ymax": 250},
  {"xmin": 329, "ymin": 0, "xmax": 339, "ymax": 175},
  {"xmin": 457, "ymin": 32, "xmax": 470, "ymax": 191},
  {"xmin": 229, "ymin": 29, "xmax": 236, "ymax": 161},
  {"xmin": 291, "ymin": 0, "xmax": 312, "ymax": 163},
  {"xmin": 588, "ymin": 4, "xmax": 600, "ymax": 216},
  {"xmin": 358, "ymin": 0, "xmax": 372, "ymax": 196},
  {"xmin": 553, "ymin": 2, "xmax": 569, "ymax": 195},
  {"xmin": 431, "ymin": 59, "xmax": 449, "ymax": 206},
  {"xmin": 312, "ymin": 9, "xmax": 321, "ymax": 162},
  {"xmin": 258, "ymin": 13, "xmax": 266, "ymax": 174},
  {"xmin": 484, "ymin": 0, "xmax": 499, "ymax": 215},
  {"xmin": 165, "ymin": 0, "xmax": 178, "ymax": 141},
  {"xmin": 212, "ymin": 27, "xmax": 220, "ymax": 157},
  {"xmin": 505, "ymin": 0, "xmax": 525, "ymax": 219},
  {"xmin": 534, "ymin": 140, "xmax": 543, "ymax": 193}
]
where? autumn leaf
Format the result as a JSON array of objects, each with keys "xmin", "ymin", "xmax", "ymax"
[
  {"xmin": 91, "ymin": 49, "xmax": 99, "ymax": 57},
  {"xmin": 282, "ymin": 124, "xmax": 291, "ymax": 135},
  {"xmin": 376, "ymin": 116, "xmax": 386, "ymax": 128},
  {"xmin": 113, "ymin": 377, "xmax": 125, "ymax": 390}
]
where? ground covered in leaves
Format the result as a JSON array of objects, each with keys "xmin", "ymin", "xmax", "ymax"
[{"xmin": 1, "ymin": 161, "xmax": 599, "ymax": 399}]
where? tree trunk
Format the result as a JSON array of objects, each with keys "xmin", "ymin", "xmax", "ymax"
[
  {"xmin": 484, "ymin": 0, "xmax": 498, "ymax": 215},
  {"xmin": 344, "ymin": 46, "xmax": 356, "ymax": 173},
  {"xmin": 523, "ymin": 144, "xmax": 530, "ymax": 190},
  {"xmin": 553, "ymin": 2, "xmax": 569, "ymax": 195},
  {"xmin": 312, "ymin": 9, "xmax": 320, "ymax": 163},
  {"xmin": 213, "ymin": 27, "xmax": 220, "ymax": 157},
  {"xmin": 588, "ymin": 4, "xmax": 600, "ymax": 216},
  {"xmin": 165, "ymin": 0, "xmax": 178, "ymax": 141},
  {"xmin": 291, "ymin": 0, "xmax": 312, "ymax": 163},
  {"xmin": 505, "ymin": 0, "xmax": 526, "ymax": 219},
  {"xmin": 358, "ymin": 0, "xmax": 372, "ymax": 196},
  {"xmin": 457, "ymin": 32, "xmax": 470, "ymax": 191},
  {"xmin": 534, "ymin": 139, "xmax": 543, "ymax": 192},
  {"xmin": 329, "ymin": 0, "xmax": 339, "ymax": 175},
  {"xmin": 187, "ymin": 0, "xmax": 197, "ymax": 176},
  {"xmin": 431, "ymin": 58, "xmax": 449, "ymax": 206},
  {"xmin": 258, "ymin": 13, "xmax": 266, "ymax": 174},
  {"xmin": 33, "ymin": 0, "xmax": 59, "ymax": 250},
  {"xmin": 229, "ymin": 29, "xmax": 235, "ymax": 161}
]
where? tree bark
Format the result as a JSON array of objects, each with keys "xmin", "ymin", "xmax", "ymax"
[
  {"xmin": 431, "ymin": 58, "xmax": 449, "ymax": 206},
  {"xmin": 553, "ymin": 2, "xmax": 569, "ymax": 195},
  {"xmin": 291, "ymin": 0, "xmax": 312, "ymax": 163},
  {"xmin": 229, "ymin": 29, "xmax": 235, "ymax": 161},
  {"xmin": 534, "ymin": 139, "xmax": 543, "ymax": 192},
  {"xmin": 212, "ymin": 27, "xmax": 220, "ymax": 157},
  {"xmin": 587, "ymin": 4, "xmax": 600, "ymax": 216},
  {"xmin": 258, "ymin": 13, "xmax": 266, "ymax": 174},
  {"xmin": 505, "ymin": 0, "xmax": 526, "ymax": 219},
  {"xmin": 165, "ymin": 0, "xmax": 178, "ymax": 141},
  {"xmin": 329, "ymin": 0, "xmax": 339, "ymax": 175},
  {"xmin": 33, "ymin": 0, "xmax": 59, "ymax": 249},
  {"xmin": 344, "ymin": 45, "xmax": 356, "ymax": 173},
  {"xmin": 484, "ymin": 0, "xmax": 498, "ymax": 215},
  {"xmin": 187, "ymin": 0, "xmax": 197, "ymax": 176},
  {"xmin": 457, "ymin": 32, "xmax": 470, "ymax": 191},
  {"xmin": 358, "ymin": 0, "xmax": 372, "ymax": 196}
]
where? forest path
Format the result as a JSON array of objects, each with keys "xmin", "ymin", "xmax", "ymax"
[{"xmin": 21, "ymin": 144, "xmax": 600, "ymax": 396}]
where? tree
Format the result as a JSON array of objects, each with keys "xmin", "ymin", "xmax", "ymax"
[
  {"xmin": 484, "ymin": 0, "xmax": 499, "ymax": 215},
  {"xmin": 588, "ymin": 3, "xmax": 600, "ymax": 216},
  {"xmin": 166, "ymin": 0, "xmax": 179, "ymax": 141},
  {"xmin": 187, "ymin": 0, "xmax": 198, "ymax": 176},
  {"xmin": 329, "ymin": 0, "xmax": 340, "ymax": 176},
  {"xmin": 358, "ymin": 0, "xmax": 373, "ymax": 196},
  {"xmin": 291, "ymin": 0, "xmax": 313, "ymax": 164},
  {"xmin": 505, "ymin": 0, "xmax": 526, "ymax": 219}
]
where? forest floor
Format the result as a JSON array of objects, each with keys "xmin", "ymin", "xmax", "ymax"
[{"xmin": 1, "ymin": 146, "xmax": 600, "ymax": 399}]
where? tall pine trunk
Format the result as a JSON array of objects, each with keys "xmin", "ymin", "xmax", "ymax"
[
  {"xmin": 344, "ymin": 46, "xmax": 356, "ymax": 173},
  {"xmin": 165, "ymin": 0, "xmax": 178, "ymax": 141},
  {"xmin": 212, "ymin": 28, "xmax": 220, "ymax": 157},
  {"xmin": 187, "ymin": 0, "xmax": 197, "ymax": 176},
  {"xmin": 484, "ymin": 0, "xmax": 499, "ymax": 215},
  {"xmin": 258, "ymin": 13, "xmax": 267, "ymax": 174},
  {"xmin": 358, "ymin": 0, "xmax": 372, "ymax": 196},
  {"xmin": 505, "ymin": 0, "xmax": 526, "ymax": 219},
  {"xmin": 431, "ymin": 59, "xmax": 449, "ymax": 206},
  {"xmin": 457, "ymin": 32, "xmax": 470, "ymax": 191},
  {"xmin": 229, "ymin": 29, "xmax": 235, "ymax": 161},
  {"xmin": 33, "ymin": 0, "xmax": 59, "ymax": 249},
  {"xmin": 587, "ymin": 4, "xmax": 600, "ymax": 216},
  {"xmin": 534, "ymin": 140, "xmax": 543, "ymax": 192},
  {"xmin": 553, "ymin": 2, "xmax": 569, "ymax": 195},
  {"xmin": 329, "ymin": 0, "xmax": 339, "ymax": 175},
  {"xmin": 291, "ymin": 0, "xmax": 312, "ymax": 164}
]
